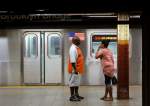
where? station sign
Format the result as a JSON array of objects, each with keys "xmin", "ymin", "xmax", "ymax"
[{"xmin": 0, "ymin": 15, "xmax": 82, "ymax": 22}]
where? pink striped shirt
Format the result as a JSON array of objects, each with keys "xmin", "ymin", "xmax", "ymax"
[{"xmin": 95, "ymin": 48, "xmax": 115, "ymax": 77}]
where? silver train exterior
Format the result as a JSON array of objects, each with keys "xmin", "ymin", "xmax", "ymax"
[{"xmin": 0, "ymin": 29, "xmax": 142, "ymax": 86}]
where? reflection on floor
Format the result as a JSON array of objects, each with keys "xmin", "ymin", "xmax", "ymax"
[{"xmin": 0, "ymin": 85, "xmax": 142, "ymax": 106}]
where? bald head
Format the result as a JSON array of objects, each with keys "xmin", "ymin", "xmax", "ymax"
[{"xmin": 72, "ymin": 36, "xmax": 80, "ymax": 46}]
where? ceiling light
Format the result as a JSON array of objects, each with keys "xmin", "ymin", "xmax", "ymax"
[
  {"xmin": 0, "ymin": 11, "xmax": 8, "ymax": 13},
  {"xmin": 130, "ymin": 15, "xmax": 140, "ymax": 18}
]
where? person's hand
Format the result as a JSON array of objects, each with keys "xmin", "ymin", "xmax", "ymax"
[
  {"xmin": 100, "ymin": 56, "xmax": 102, "ymax": 59},
  {"xmin": 97, "ymin": 45, "xmax": 101, "ymax": 51},
  {"xmin": 74, "ymin": 71, "xmax": 78, "ymax": 74},
  {"xmin": 72, "ymin": 69, "xmax": 78, "ymax": 74},
  {"xmin": 72, "ymin": 71, "xmax": 78, "ymax": 74}
]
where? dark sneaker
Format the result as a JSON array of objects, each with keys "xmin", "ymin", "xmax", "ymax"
[
  {"xmin": 69, "ymin": 96, "xmax": 81, "ymax": 101},
  {"xmin": 103, "ymin": 97, "xmax": 113, "ymax": 101},
  {"xmin": 100, "ymin": 97, "xmax": 105, "ymax": 100},
  {"xmin": 77, "ymin": 95, "xmax": 84, "ymax": 99},
  {"xmin": 100, "ymin": 96, "xmax": 106, "ymax": 100}
]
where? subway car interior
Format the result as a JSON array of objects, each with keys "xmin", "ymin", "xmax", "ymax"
[{"xmin": 0, "ymin": 3, "xmax": 143, "ymax": 106}]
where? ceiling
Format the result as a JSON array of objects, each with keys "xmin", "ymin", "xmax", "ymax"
[
  {"xmin": 0, "ymin": 0, "xmax": 142, "ymax": 15},
  {"xmin": 0, "ymin": 0, "xmax": 142, "ymax": 28}
]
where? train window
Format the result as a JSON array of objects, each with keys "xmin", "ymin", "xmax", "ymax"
[
  {"xmin": 91, "ymin": 35, "xmax": 117, "ymax": 60},
  {"xmin": 24, "ymin": 34, "xmax": 38, "ymax": 58},
  {"xmin": 91, "ymin": 35, "xmax": 100, "ymax": 57},
  {"xmin": 47, "ymin": 34, "xmax": 61, "ymax": 57}
]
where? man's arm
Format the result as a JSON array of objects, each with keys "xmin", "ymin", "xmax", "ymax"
[
  {"xmin": 72, "ymin": 63, "xmax": 76, "ymax": 70},
  {"xmin": 71, "ymin": 63, "xmax": 78, "ymax": 74},
  {"xmin": 69, "ymin": 45, "xmax": 78, "ymax": 74}
]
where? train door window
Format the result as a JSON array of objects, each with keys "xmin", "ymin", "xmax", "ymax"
[
  {"xmin": 91, "ymin": 35, "xmax": 100, "ymax": 57},
  {"xmin": 24, "ymin": 34, "xmax": 38, "ymax": 58},
  {"xmin": 47, "ymin": 33, "xmax": 61, "ymax": 57}
]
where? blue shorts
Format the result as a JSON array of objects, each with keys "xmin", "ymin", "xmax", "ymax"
[{"xmin": 104, "ymin": 75, "xmax": 112, "ymax": 86}]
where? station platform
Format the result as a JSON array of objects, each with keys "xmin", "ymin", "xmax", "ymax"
[{"xmin": 0, "ymin": 85, "xmax": 142, "ymax": 106}]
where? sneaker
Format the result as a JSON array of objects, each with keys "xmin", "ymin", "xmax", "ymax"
[
  {"xmin": 69, "ymin": 96, "xmax": 81, "ymax": 101},
  {"xmin": 103, "ymin": 97, "xmax": 113, "ymax": 101},
  {"xmin": 100, "ymin": 96, "xmax": 106, "ymax": 100},
  {"xmin": 77, "ymin": 95, "xmax": 84, "ymax": 99}
]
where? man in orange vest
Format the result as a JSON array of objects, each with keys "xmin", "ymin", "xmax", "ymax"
[{"xmin": 68, "ymin": 36, "xmax": 84, "ymax": 101}]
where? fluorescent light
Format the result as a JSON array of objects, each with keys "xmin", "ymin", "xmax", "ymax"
[
  {"xmin": 0, "ymin": 11, "xmax": 8, "ymax": 13},
  {"xmin": 130, "ymin": 15, "xmax": 140, "ymax": 18},
  {"xmin": 35, "ymin": 9, "xmax": 46, "ymax": 12},
  {"xmin": 29, "ymin": 14, "xmax": 65, "ymax": 16},
  {"xmin": 65, "ymin": 13, "xmax": 115, "ymax": 16},
  {"xmin": 87, "ymin": 16, "xmax": 117, "ymax": 18}
]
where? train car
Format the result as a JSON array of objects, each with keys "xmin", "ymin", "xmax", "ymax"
[{"xmin": 0, "ymin": 28, "xmax": 142, "ymax": 86}]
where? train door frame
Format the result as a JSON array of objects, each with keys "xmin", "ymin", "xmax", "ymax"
[{"xmin": 21, "ymin": 31, "xmax": 63, "ymax": 85}]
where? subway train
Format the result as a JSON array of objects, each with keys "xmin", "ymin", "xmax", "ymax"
[{"xmin": 0, "ymin": 28, "xmax": 142, "ymax": 86}]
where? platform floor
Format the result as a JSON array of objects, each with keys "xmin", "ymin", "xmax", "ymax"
[{"xmin": 0, "ymin": 85, "xmax": 142, "ymax": 106}]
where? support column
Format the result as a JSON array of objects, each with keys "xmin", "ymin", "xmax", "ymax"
[{"xmin": 117, "ymin": 13, "xmax": 129, "ymax": 99}]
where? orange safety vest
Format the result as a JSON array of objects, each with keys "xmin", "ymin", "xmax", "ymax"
[{"xmin": 68, "ymin": 47, "xmax": 84, "ymax": 74}]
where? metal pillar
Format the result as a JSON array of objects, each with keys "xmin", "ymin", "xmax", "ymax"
[{"xmin": 117, "ymin": 13, "xmax": 129, "ymax": 99}]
